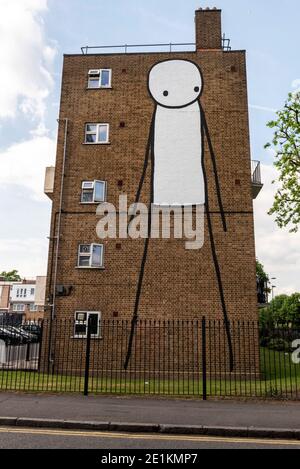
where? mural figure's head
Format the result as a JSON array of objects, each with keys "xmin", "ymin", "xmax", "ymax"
[{"xmin": 148, "ymin": 59, "xmax": 203, "ymax": 109}]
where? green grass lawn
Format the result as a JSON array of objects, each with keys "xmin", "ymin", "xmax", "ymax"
[{"xmin": 0, "ymin": 348, "xmax": 299, "ymax": 398}]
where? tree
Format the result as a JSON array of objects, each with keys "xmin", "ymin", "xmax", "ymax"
[
  {"xmin": 260, "ymin": 293, "xmax": 300, "ymax": 327},
  {"xmin": 265, "ymin": 92, "xmax": 300, "ymax": 232},
  {"xmin": 256, "ymin": 260, "xmax": 270, "ymax": 305},
  {"xmin": 280, "ymin": 293, "xmax": 300, "ymax": 326},
  {"xmin": 256, "ymin": 259, "xmax": 269, "ymax": 283},
  {"xmin": 0, "ymin": 270, "xmax": 21, "ymax": 281}
]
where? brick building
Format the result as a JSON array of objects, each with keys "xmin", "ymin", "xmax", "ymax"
[
  {"xmin": 0, "ymin": 277, "xmax": 46, "ymax": 322},
  {"xmin": 44, "ymin": 8, "xmax": 263, "ymax": 374},
  {"xmin": 9, "ymin": 277, "xmax": 46, "ymax": 322}
]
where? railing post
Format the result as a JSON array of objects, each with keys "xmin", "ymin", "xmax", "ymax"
[
  {"xmin": 37, "ymin": 320, "xmax": 44, "ymax": 372},
  {"xmin": 26, "ymin": 342, "xmax": 31, "ymax": 362},
  {"xmin": 83, "ymin": 316, "xmax": 92, "ymax": 396},
  {"xmin": 202, "ymin": 316, "xmax": 207, "ymax": 401}
]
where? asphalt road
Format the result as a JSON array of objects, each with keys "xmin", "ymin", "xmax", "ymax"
[{"xmin": 0, "ymin": 427, "xmax": 300, "ymax": 449}]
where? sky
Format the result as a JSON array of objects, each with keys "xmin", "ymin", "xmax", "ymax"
[{"xmin": 0, "ymin": 0, "xmax": 299, "ymax": 295}]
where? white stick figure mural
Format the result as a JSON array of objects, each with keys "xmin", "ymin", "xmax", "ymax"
[{"xmin": 124, "ymin": 59, "xmax": 234, "ymax": 372}]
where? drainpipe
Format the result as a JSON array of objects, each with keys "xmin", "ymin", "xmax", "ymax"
[{"xmin": 48, "ymin": 118, "xmax": 69, "ymax": 367}]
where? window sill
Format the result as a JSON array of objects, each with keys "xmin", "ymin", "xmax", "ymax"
[
  {"xmin": 82, "ymin": 142, "xmax": 111, "ymax": 146},
  {"xmin": 71, "ymin": 336, "xmax": 103, "ymax": 340},
  {"xmin": 86, "ymin": 87, "xmax": 112, "ymax": 90},
  {"xmin": 80, "ymin": 201, "xmax": 106, "ymax": 205},
  {"xmin": 76, "ymin": 266, "xmax": 105, "ymax": 270}
]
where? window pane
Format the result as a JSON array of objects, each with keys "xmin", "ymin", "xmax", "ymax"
[
  {"xmin": 92, "ymin": 245, "xmax": 103, "ymax": 267},
  {"xmin": 75, "ymin": 324, "xmax": 87, "ymax": 336},
  {"xmin": 94, "ymin": 181, "xmax": 105, "ymax": 202},
  {"xmin": 76, "ymin": 312, "xmax": 87, "ymax": 322},
  {"xmin": 88, "ymin": 77, "xmax": 100, "ymax": 89},
  {"xmin": 98, "ymin": 125, "xmax": 108, "ymax": 143},
  {"xmin": 86, "ymin": 124, "xmax": 97, "ymax": 132},
  {"xmin": 101, "ymin": 70, "xmax": 110, "ymax": 87},
  {"xmin": 78, "ymin": 256, "xmax": 90, "ymax": 267},
  {"xmin": 82, "ymin": 189, "xmax": 94, "ymax": 203},
  {"xmin": 86, "ymin": 133, "xmax": 97, "ymax": 143},
  {"xmin": 82, "ymin": 181, "xmax": 94, "ymax": 189},
  {"xmin": 89, "ymin": 313, "xmax": 99, "ymax": 335},
  {"xmin": 80, "ymin": 245, "xmax": 91, "ymax": 254}
]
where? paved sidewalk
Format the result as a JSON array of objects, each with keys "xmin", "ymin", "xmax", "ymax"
[{"xmin": 0, "ymin": 393, "xmax": 299, "ymax": 438}]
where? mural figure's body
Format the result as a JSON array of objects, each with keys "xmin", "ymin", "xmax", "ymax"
[
  {"xmin": 124, "ymin": 59, "xmax": 234, "ymax": 372},
  {"xmin": 154, "ymin": 102, "xmax": 205, "ymax": 207}
]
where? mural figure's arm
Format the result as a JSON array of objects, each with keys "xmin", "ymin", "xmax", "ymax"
[
  {"xmin": 128, "ymin": 108, "xmax": 156, "ymax": 230},
  {"xmin": 201, "ymin": 107, "xmax": 227, "ymax": 233}
]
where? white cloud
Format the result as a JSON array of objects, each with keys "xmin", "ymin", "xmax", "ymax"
[
  {"xmin": 292, "ymin": 79, "xmax": 300, "ymax": 92},
  {"xmin": 249, "ymin": 104, "xmax": 277, "ymax": 113},
  {"xmin": 0, "ymin": 135, "xmax": 56, "ymax": 201},
  {"xmin": 254, "ymin": 164, "xmax": 300, "ymax": 295},
  {"xmin": 0, "ymin": 0, "xmax": 56, "ymax": 121},
  {"xmin": 0, "ymin": 238, "xmax": 49, "ymax": 277}
]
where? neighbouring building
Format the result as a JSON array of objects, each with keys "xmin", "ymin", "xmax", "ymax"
[
  {"xmin": 8, "ymin": 277, "xmax": 46, "ymax": 322},
  {"xmin": 0, "ymin": 279, "xmax": 20, "ymax": 315},
  {"xmin": 44, "ymin": 8, "xmax": 263, "ymax": 374}
]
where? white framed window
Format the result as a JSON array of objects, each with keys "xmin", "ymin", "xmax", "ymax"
[
  {"xmin": 81, "ymin": 180, "xmax": 107, "ymax": 204},
  {"xmin": 30, "ymin": 288, "xmax": 35, "ymax": 295},
  {"xmin": 85, "ymin": 123, "xmax": 109, "ymax": 144},
  {"xmin": 13, "ymin": 304, "xmax": 25, "ymax": 312},
  {"xmin": 30, "ymin": 304, "xmax": 38, "ymax": 312},
  {"xmin": 16, "ymin": 289, "xmax": 20, "ymax": 298},
  {"xmin": 74, "ymin": 311, "xmax": 101, "ymax": 338},
  {"xmin": 77, "ymin": 243, "xmax": 104, "ymax": 268},
  {"xmin": 87, "ymin": 69, "xmax": 111, "ymax": 89}
]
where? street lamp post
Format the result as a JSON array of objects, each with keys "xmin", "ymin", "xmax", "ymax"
[{"xmin": 272, "ymin": 284, "xmax": 277, "ymax": 324}]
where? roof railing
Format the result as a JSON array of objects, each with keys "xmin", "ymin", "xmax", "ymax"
[
  {"xmin": 81, "ymin": 43, "xmax": 196, "ymax": 55},
  {"xmin": 80, "ymin": 36, "xmax": 232, "ymax": 55}
]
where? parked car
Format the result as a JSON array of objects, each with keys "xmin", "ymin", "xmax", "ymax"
[
  {"xmin": 20, "ymin": 324, "xmax": 42, "ymax": 341},
  {"xmin": 0, "ymin": 327, "xmax": 24, "ymax": 346},
  {"xmin": 5, "ymin": 326, "xmax": 37, "ymax": 344}
]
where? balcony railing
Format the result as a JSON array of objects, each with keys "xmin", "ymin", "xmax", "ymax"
[
  {"xmin": 252, "ymin": 160, "xmax": 262, "ymax": 185},
  {"xmin": 251, "ymin": 160, "xmax": 263, "ymax": 199}
]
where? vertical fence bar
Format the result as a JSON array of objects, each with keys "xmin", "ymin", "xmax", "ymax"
[
  {"xmin": 202, "ymin": 316, "xmax": 207, "ymax": 401},
  {"xmin": 83, "ymin": 316, "xmax": 92, "ymax": 396}
]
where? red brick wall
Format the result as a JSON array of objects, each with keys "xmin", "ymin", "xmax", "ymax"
[
  {"xmin": 195, "ymin": 8, "xmax": 222, "ymax": 50},
  {"xmin": 45, "ymin": 47, "xmax": 257, "ymax": 325}
]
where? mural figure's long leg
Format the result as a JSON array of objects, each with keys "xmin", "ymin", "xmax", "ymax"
[
  {"xmin": 201, "ymin": 104, "xmax": 234, "ymax": 372},
  {"xmin": 206, "ymin": 206, "xmax": 234, "ymax": 372},
  {"xmin": 124, "ymin": 108, "xmax": 156, "ymax": 370},
  {"xmin": 124, "ymin": 215, "xmax": 152, "ymax": 370}
]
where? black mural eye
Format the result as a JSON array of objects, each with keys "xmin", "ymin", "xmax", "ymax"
[
  {"xmin": 194, "ymin": 86, "xmax": 200, "ymax": 93},
  {"xmin": 163, "ymin": 90, "xmax": 169, "ymax": 97}
]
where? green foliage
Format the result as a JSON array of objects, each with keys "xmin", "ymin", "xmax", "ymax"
[
  {"xmin": 0, "ymin": 270, "xmax": 21, "ymax": 281},
  {"xmin": 280, "ymin": 293, "xmax": 300, "ymax": 326},
  {"xmin": 268, "ymin": 338, "xmax": 291, "ymax": 352},
  {"xmin": 256, "ymin": 259, "xmax": 269, "ymax": 283},
  {"xmin": 265, "ymin": 92, "xmax": 300, "ymax": 232},
  {"xmin": 259, "ymin": 293, "xmax": 300, "ymax": 326}
]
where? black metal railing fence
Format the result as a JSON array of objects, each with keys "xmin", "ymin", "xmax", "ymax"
[{"xmin": 0, "ymin": 318, "xmax": 299, "ymax": 399}]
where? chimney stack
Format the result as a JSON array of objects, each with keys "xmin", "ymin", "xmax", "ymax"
[{"xmin": 195, "ymin": 7, "xmax": 222, "ymax": 50}]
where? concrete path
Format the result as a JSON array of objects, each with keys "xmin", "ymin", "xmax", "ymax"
[{"xmin": 0, "ymin": 393, "xmax": 299, "ymax": 438}]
